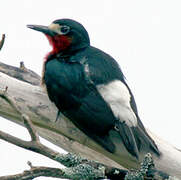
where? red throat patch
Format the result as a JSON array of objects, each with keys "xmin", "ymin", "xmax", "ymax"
[
  {"xmin": 42, "ymin": 35, "xmax": 71, "ymax": 85},
  {"xmin": 45, "ymin": 34, "xmax": 72, "ymax": 58}
]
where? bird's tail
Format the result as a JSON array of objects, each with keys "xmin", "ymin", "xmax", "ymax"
[
  {"xmin": 116, "ymin": 121, "xmax": 160, "ymax": 159},
  {"xmin": 116, "ymin": 122, "xmax": 139, "ymax": 159},
  {"xmin": 133, "ymin": 125, "xmax": 161, "ymax": 156}
]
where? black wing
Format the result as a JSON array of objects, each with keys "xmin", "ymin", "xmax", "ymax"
[
  {"xmin": 44, "ymin": 57, "xmax": 117, "ymax": 153},
  {"xmin": 88, "ymin": 47, "xmax": 160, "ymax": 157}
]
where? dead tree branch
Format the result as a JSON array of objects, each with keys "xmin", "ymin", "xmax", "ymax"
[
  {"xmin": 0, "ymin": 61, "xmax": 181, "ymax": 179},
  {"xmin": 0, "ymin": 61, "xmax": 40, "ymax": 85},
  {"xmin": 0, "ymin": 162, "xmax": 105, "ymax": 180},
  {"xmin": 0, "ymin": 165, "xmax": 65, "ymax": 180},
  {"xmin": 0, "ymin": 89, "xmax": 128, "ymax": 179},
  {"xmin": 0, "ymin": 105, "xmax": 171, "ymax": 180}
]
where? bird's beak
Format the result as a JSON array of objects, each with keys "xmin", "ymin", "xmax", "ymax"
[{"xmin": 27, "ymin": 24, "xmax": 56, "ymax": 36}]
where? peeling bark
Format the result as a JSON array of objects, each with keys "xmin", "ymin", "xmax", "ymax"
[{"xmin": 0, "ymin": 61, "xmax": 181, "ymax": 179}]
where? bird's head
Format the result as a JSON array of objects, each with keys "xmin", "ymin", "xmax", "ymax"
[{"xmin": 27, "ymin": 19, "xmax": 90, "ymax": 56}]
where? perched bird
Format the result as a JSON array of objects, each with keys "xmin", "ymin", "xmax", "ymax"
[{"xmin": 27, "ymin": 19, "xmax": 160, "ymax": 159}]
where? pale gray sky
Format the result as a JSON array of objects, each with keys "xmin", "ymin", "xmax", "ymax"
[{"xmin": 0, "ymin": 0, "xmax": 181, "ymax": 179}]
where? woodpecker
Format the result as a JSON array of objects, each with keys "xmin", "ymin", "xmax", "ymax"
[{"xmin": 27, "ymin": 19, "xmax": 160, "ymax": 159}]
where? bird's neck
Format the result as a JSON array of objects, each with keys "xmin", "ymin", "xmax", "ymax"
[
  {"xmin": 42, "ymin": 45, "xmax": 89, "ymax": 85},
  {"xmin": 45, "ymin": 34, "xmax": 90, "ymax": 62},
  {"xmin": 45, "ymin": 34, "xmax": 71, "ymax": 56}
]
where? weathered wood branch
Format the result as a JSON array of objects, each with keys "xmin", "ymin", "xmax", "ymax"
[
  {"xmin": 0, "ymin": 88, "xmax": 169, "ymax": 179},
  {"xmin": 0, "ymin": 61, "xmax": 40, "ymax": 85},
  {"xmin": 0, "ymin": 163, "xmax": 105, "ymax": 180},
  {"xmin": 0, "ymin": 61, "xmax": 181, "ymax": 179},
  {"xmin": 0, "ymin": 95, "xmax": 127, "ymax": 179},
  {"xmin": 0, "ymin": 165, "xmax": 66, "ymax": 180}
]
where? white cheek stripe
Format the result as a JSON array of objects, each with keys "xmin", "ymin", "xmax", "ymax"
[
  {"xmin": 97, "ymin": 80, "xmax": 137, "ymax": 127},
  {"xmin": 48, "ymin": 23, "xmax": 67, "ymax": 35},
  {"xmin": 48, "ymin": 23, "xmax": 61, "ymax": 34}
]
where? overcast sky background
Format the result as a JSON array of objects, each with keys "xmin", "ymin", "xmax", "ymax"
[{"xmin": 0, "ymin": 0, "xmax": 181, "ymax": 179}]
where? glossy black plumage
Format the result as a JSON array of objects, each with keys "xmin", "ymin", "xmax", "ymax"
[
  {"xmin": 44, "ymin": 47, "xmax": 119, "ymax": 137},
  {"xmin": 28, "ymin": 19, "xmax": 160, "ymax": 159}
]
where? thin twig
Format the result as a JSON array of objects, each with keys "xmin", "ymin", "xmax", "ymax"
[
  {"xmin": 0, "ymin": 166, "xmax": 65, "ymax": 180},
  {"xmin": 0, "ymin": 34, "xmax": 5, "ymax": 51},
  {"xmin": 0, "ymin": 88, "xmax": 63, "ymax": 162},
  {"xmin": 22, "ymin": 114, "xmax": 39, "ymax": 142}
]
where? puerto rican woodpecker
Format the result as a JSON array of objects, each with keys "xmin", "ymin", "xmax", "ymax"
[{"xmin": 27, "ymin": 19, "xmax": 160, "ymax": 159}]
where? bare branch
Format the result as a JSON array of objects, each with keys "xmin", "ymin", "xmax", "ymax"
[
  {"xmin": 0, "ymin": 61, "xmax": 41, "ymax": 85},
  {"xmin": 0, "ymin": 117, "xmax": 127, "ymax": 179},
  {"xmin": 0, "ymin": 166, "xmax": 67, "ymax": 180},
  {"xmin": 0, "ymin": 86, "xmax": 176, "ymax": 180},
  {"xmin": 0, "ymin": 154, "xmax": 172, "ymax": 180},
  {"xmin": 0, "ymin": 91, "xmax": 105, "ymax": 179},
  {"xmin": 0, "ymin": 162, "xmax": 109, "ymax": 180},
  {"xmin": 0, "ymin": 89, "xmax": 128, "ymax": 179},
  {"xmin": 0, "ymin": 62, "xmax": 181, "ymax": 178},
  {"xmin": 0, "ymin": 120, "xmax": 61, "ymax": 163},
  {"xmin": 0, "ymin": 34, "xmax": 5, "ymax": 51},
  {"xmin": 0, "ymin": 89, "xmax": 61, "ymax": 162},
  {"xmin": 0, "ymin": 87, "xmax": 21, "ymax": 115},
  {"xmin": 22, "ymin": 114, "xmax": 39, "ymax": 142}
]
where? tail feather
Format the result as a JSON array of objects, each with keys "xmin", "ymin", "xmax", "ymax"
[
  {"xmin": 117, "ymin": 122, "xmax": 139, "ymax": 159},
  {"xmin": 134, "ymin": 126, "xmax": 160, "ymax": 156},
  {"xmin": 117, "ymin": 122, "xmax": 160, "ymax": 159}
]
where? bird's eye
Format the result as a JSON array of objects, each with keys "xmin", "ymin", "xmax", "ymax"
[{"xmin": 60, "ymin": 25, "xmax": 70, "ymax": 34}]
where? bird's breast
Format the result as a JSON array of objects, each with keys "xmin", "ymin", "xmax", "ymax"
[{"xmin": 44, "ymin": 59, "xmax": 89, "ymax": 110}]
